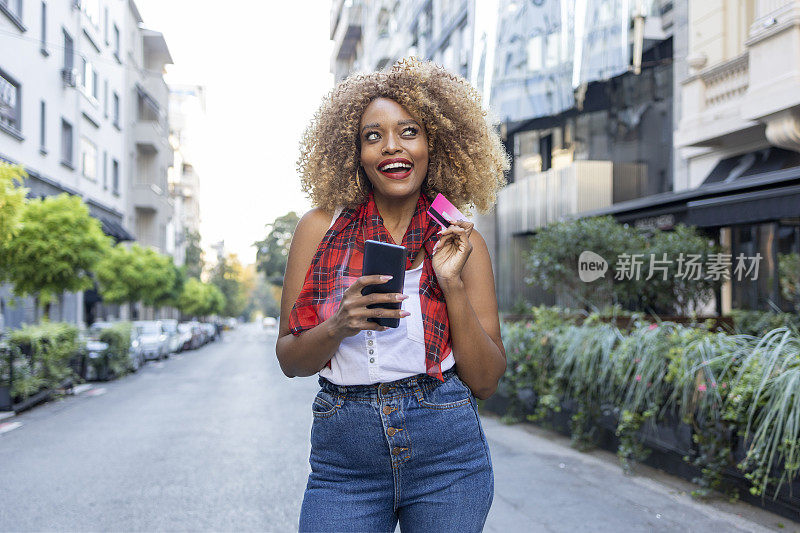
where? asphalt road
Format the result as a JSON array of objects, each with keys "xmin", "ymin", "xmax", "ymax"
[{"xmin": 0, "ymin": 323, "xmax": 789, "ymax": 532}]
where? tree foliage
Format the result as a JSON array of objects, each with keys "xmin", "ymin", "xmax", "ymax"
[
  {"xmin": 525, "ymin": 216, "xmax": 721, "ymax": 315},
  {"xmin": 183, "ymin": 228, "xmax": 204, "ymax": 279},
  {"xmin": 95, "ymin": 244, "xmax": 179, "ymax": 308},
  {"xmin": 0, "ymin": 193, "xmax": 111, "ymax": 303},
  {"xmin": 178, "ymin": 277, "xmax": 224, "ymax": 317},
  {"xmin": 0, "ymin": 162, "xmax": 28, "ymax": 245},
  {"xmin": 210, "ymin": 253, "xmax": 247, "ymax": 318},
  {"xmin": 254, "ymin": 211, "xmax": 300, "ymax": 284}
]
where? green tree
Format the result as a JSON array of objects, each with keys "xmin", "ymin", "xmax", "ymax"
[
  {"xmin": 210, "ymin": 253, "xmax": 247, "ymax": 317},
  {"xmin": 0, "ymin": 162, "xmax": 28, "ymax": 245},
  {"xmin": 0, "ymin": 193, "xmax": 111, "ymax": 312},
  {"xmin": 525, "ymin": 216, "xmax": 720, "ymax": 314},
  {"xmin": 183, "ymin": 228, "xmax": 204, "ymax": 279},
  {"xmin": 178, "ymin": 278, "xmax": 224, "ymax": 318},
  {"xmin": 254, "ymin": 211, "xmax": 300, "ymax": 285},
  {"xmin": 95, "ymin": 244, "xmax": 178, "ymax": 309}
]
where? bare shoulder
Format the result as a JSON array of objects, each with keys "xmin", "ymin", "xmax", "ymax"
[
  {"xmin": 278, "ymin": 207, "xmax": 334, "ymax": 335},
  {"xmin": 293, "ymin": 207, "xmax": 334, "ymax": 251}
]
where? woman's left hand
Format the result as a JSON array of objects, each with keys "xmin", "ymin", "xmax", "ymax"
[{"xmin": 431, "ymin": 217, "xmax": 474, "ymax": 285}]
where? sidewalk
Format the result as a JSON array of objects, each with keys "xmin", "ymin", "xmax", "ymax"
[{"xmin": 481, "ymin": 414, "xmax": 794, "ymax": 532}]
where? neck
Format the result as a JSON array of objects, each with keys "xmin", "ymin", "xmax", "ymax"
[{"xmin": 372, "ymin": 189, "xmax": 421, "ymax": 243}]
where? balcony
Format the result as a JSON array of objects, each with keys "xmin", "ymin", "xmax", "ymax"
[
  {"xmin": 134, "ymin": 121, "xmax": 167, "ymax": 153},
  {"xmin": 132, "ymin": 183, "xmax": 170, "ymax": 215},
  {"xmin": 676, "ymin": 53, "xmax": 760, "ymax": 148},
  {"xmin": 496, "ymin": 161, "xmax": 647, "ymax": 235}
]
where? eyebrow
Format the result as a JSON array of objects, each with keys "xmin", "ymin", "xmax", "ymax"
[{"xmin": 361, "ymin": 119, "xmax": 420, "ymax": 133}]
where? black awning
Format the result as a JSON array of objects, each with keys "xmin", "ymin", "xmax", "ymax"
[
  {"xmin": 702, "ymin": 147, "xmax": 800, "ymax": 185},
  {"xmin": 98, "ymin": 217, "xmax": 135, "ymax": 242},
  {"xmin": 687, "ymin": 184, "xmax": 800, "ymax": 227}
]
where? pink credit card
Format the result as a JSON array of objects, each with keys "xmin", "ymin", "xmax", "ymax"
[{"xmin": 427, "ymin": 193, "xmax": 467, "ymax": 229}]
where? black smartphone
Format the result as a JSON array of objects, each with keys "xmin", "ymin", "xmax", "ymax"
[{"xmin": 361, "ymin": 239, "xmax": 407, "ymax": 328}]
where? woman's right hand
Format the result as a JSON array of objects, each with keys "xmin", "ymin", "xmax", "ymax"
[{"xmin": 327, "ymin": 275, "xmax": 410, "ymax": 339}]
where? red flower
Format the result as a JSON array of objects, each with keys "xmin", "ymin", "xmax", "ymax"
[
  {"xmin": 697, "ymin": 384, "xmax": 707, "ymax": 392},
  {"xmin": 634, "ymin": 358, "xmax": 641, "ymax": 363},
  {"xmin": 635, "ymin": 375, "xmax": 642, "ymax": 382},
  {"xmin": 648, "ymin": 323, "xmax": 658, "ymax": 330},
  {"xmin": 721, "ymin": 382, "xmax": 727, "ymax": 389}
]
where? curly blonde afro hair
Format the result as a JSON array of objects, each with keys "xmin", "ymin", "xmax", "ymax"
[{"xmin": 297, "ymin": 57, "xmax": 510, "ymax": 214}]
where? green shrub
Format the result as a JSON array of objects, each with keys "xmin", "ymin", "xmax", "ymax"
[
  {"xmin": 97, "ymin": 322, "xmax": 134, "ymax": 377},
  {"xmin": 497, "ymin": 308, "xmax": 800, "ymax": 500},
  {"xmin": 6, "ymin": 322, "xmax": 79, "ymax": 400}
]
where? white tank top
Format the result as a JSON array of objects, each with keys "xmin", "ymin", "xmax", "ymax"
[{"xmin": 318, "ymin": 207, "xmax": 455, "ymax": 385}]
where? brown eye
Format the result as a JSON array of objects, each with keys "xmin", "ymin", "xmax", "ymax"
[
  {"xmin": 402, "ymin": 127, "xmax": 418, "ymax": 136},
  {"xmin": 365, "ymin": 131, "xmax": 379, "ymax": 141}
]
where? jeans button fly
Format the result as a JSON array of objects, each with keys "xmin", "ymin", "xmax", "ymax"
[
  {"xmin": 383, "ymin": 405, "xmax": 392, "ymax": 415},
  {"xmin": 392, "ymin": 446, "xmax": 402, "ymax": 455},
  {"xmin": 387, "ymin": 427, "xmax": 396, "ymax": 436},
  {"xmin": 380, "ymin": 385, "xmax": 390, "ymax": 395}
]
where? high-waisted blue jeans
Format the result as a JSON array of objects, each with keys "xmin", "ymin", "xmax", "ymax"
[{"xmin": 299, "ymin": 367, "xmax": 494, "ymax": 532}]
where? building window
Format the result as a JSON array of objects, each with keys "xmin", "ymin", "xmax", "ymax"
[
  {"xmin": 39, "ymin": 100, "xmax": 46, "ymax": 151},
  {"xmin": 103, "ymin": 150, "xmax": 107, "ymax": 189},
  {"xmin": 113, "ymin": 24, "xmax": 120, "ymax": 61},
  {"xmin": 112, "ymin": 91, "xmax": 120, "ymax": 128},
  {"xmin": 61, "ymin": 119, "xmax": 74, "ymax": 168},
  {"xmin": 80, "ymin": 137, "xmax": 97, "ymax": 180},
  {"xmin": 103, "ymin": 6, "xmax": 109, "ymax": 44},
  {"xmin": 103, "ymin": 79, "xmax": 108, "ymax": 117},
  {"xmin": 0, "ymin": 68, "xmax": 21, "ymax": 138},
  {"xmin": 63, "ymin": 30, "xmax": 74, "ymax": 72},
  {"xmin": 40, "ymin": 1, "xmax": 47, "ymax": 54},
  {"xmin": 112, "ymin": 158, "xmax": 120, "ymax": 195},
  {"xmin": 0, "ymin": 0, "xmax": 23, "ymax": 29},
  {"xmin": 81, "ymin": 58, "xmax": 98, "ymax": 100}
]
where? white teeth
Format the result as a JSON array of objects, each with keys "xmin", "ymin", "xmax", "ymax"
[{"xmin": 380, "ymin": 162, "xmax": 412, "ymax": 171}]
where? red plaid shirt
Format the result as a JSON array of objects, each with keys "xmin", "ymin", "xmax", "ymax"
[{"xmin": 288, "ymin": 192, "xmax": 451, "ymax": 382}]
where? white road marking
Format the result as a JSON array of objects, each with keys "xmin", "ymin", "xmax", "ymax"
[
  {"xmin": 0, "ymin": 411, "xmax": 15, "ymax": 421},
  {"xmin": 0, "ymin": 421, "xmax": 22, "ymax": 434}
]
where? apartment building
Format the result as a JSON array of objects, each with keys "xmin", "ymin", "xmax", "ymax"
[
  {"xmin": 330, "ymin": 0, "xmax": 476, "ymax": 81},
  {"xmin": 123, "ymin": 1, "xmax": 173, "ymax": 255},
  {"xmin": 168, "ymin": 83, "xmax": 204, "ymax": 267},
  {"xmin": 0, "ymin": 0, "xmax": 173, "ymax": 328}
]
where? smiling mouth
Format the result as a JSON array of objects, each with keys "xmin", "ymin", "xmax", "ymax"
[{"xmin": 377, "ymin": 159, "xmax": 413, "ymax": 180}]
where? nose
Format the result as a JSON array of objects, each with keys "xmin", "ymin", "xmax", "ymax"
[{"xmin": 381, "ymin": 131, "xmax": 401, "ymax": 155}]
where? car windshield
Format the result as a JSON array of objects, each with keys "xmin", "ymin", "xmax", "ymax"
[{"xmin": 136, "ymin": 324, "xmax": 161, "ymax": 335}]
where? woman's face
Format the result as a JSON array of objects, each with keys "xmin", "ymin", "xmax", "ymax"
[{"xmin": 359, "ymin": 97, "xmax": 429, "ymax": 201}]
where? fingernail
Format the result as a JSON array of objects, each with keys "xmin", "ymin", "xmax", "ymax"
[
  {"xmin": 400, "ymin": 311, "xmax": 411, "ymax": 317},
  {"xmin": 380, "ymin": 275, "xmax": 393, "ymax": 281},
  {"xmin": 396, "ymin": 294, "xmax": 409, "ymax": 300}
]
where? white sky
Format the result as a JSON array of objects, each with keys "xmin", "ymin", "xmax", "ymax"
[{"xmin": 135, "ymin": 0, "xmax": 333, "ymax": 264}]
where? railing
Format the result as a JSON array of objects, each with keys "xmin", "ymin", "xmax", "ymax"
[{"xmin": 701, "ymin": 53, "xmax": 749, "ymax": 109}]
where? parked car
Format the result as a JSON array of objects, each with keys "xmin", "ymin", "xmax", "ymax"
[
  {"xmin": 133, "ymin": 320, "xmax": 169, "ymax": 361},
  {"xmin": 201, "ymin": 323, "xmax": 216, "ymax": 343},
  {"xmin": 262, "ymin": 316, "xmax": 278, "ymax": 333},
  {"xmin": 160, "ymin": 319, "xmax": 182, "ymax": 354},
  {"xmin": 187, "ymin": 321, "xmax": 206, "ymax": 346},
  {"xmin": 177, "ymin": 323, "xmax": 196, "ymax": 351}
]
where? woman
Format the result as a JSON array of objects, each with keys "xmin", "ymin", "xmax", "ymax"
[{"xmin": 277, "ymin": 58, "xmax": 509, "ymax": 532}]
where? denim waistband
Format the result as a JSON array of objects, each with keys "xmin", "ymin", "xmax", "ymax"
[{"xmin": 318, "ymin": 367, "xmax": 457, "ymax": 400}]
